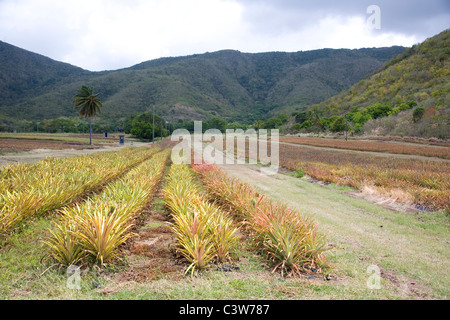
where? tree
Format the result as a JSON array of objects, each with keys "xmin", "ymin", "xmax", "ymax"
[
  {"xmin": 366, "ymin": 103, "xmax": 392, "ymax": 119},
  {"xmin": 406, "ymin": 100, "xmax": 418, "ymax": 108},
  {"xmin": 295, "ymin": 112, "xmax": 308, "ymax": 124},
  {"xmin": 278, "ymin": 113, "xmax": 289, "ymax": 123},
  {"xmin": 300, "ymin": 119, "xmax": 312, "ymax": 129},
  {"xmin": 329, "ymin": 116, "xmax": 348, "ymax": 133},
  {"xmin": 130, "ymin": 121, "xmax": 153, "ymax": 139},
  {"xmin": 263, "ymin": 117, "xmax": 282, "ymax": 129},
  {"xmin": 128, "ymin": 112, "xmax": 167, "ymax": 139},
  {"xmin": 73, "ymin": 86, "xmax": 103, "ymax": 145},
  {"xmin": 253, "ymin": 120, "xmax": 265, "ymax": 130},
  {"xmin": 413, "ymin": 107, "xmax": 425, "ymax": 123},
  {"xmin": 206, "ymin": 117, "xmax": 226, "ymax": 132}
]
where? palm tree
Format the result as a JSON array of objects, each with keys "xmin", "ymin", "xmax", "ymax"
[{"xmin": 73, "ymin": 85, "xmax": 103, "ymax": 145}]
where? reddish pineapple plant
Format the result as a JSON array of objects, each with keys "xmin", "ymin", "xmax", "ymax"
[{"xmin": 192, "ymin": 163, "xmax": 331, "ymax": 277}]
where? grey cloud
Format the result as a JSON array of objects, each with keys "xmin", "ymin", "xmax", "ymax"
[{"xmin": 236, "ymin": 0, "xmax": 450, "ymax": 38}]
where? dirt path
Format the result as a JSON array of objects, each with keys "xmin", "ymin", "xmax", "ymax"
[
  {"xmin": 0, "ymin": 142, "xmax": 149, "ymax": 167},
  {"xmin": 216, "ymin": 161, "xmax": 449, "ymax": 298}
]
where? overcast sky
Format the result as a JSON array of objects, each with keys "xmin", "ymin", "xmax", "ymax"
[{"xmin": 0, "ymin": 0, "xmax": 449, "ymax": 71}]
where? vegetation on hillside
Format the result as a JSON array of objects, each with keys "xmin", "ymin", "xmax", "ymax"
[
  {"xmin": 0, "ymin": 42, "xmax": 405, "ymax": 130},
  {"xmin": 0, "ymin": 40, "xmax": 89, "ymax": 107},
  {"xmin": 291, "ymin": 29, "xmax": 449, "ymax": 139},
  {"xmin": 2, "ymin": 29, "xmax": 448, "ymax": 140}
]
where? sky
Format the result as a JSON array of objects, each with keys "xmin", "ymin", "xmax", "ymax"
[{"xmin": 0, "ymin": 0, "xmax": 449, "ymax": 71}]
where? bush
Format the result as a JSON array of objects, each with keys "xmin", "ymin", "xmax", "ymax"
[
  {"xmin": 366, "ymin": 103, "xmax": 392, "ymax": 119},
  {"xmin": 293, "ymin": 168, "xmax": 305, "ymax": 178},
  {"xmin": 291, "ymin": 124, "xmax": 302, "ymax": 132},
  {"xmin": 263, "ymin": 118, "xmax": 283, "ymax": 129},
  {"xmin": 413, "ymin": 107, "xmax": 425, "ymax": 123},
  {"xmin": 300, "ymin": 120, "xmax": 312, "ymax": 129},
  {"xmin": 329, "ymin": 116, "xmax": 348, "ymax": 133}
]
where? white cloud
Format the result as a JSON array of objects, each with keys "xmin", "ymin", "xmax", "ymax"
[
  {"xmin": 0, "ymin": 0, "xmax": 244, "ymax": 70},
  {"xmin": 0, "ymin": 0, "xmax": 444, "ymax": 71},
  {"xmin": 208, "ymin": 14, "xmax": 418, "ymax": 54},
  {"xmin": 297, "ymin": 15, "xmax": 419, "ymax": 50}
]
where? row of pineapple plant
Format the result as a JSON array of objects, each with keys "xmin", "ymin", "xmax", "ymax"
[
  {"xmin": 162, "ymin": 163, "xmax": 240, "ymax": 275},
  {"xmin": 192, "ymin": 163, "xmax": 331, "ymax": 277},
  {"xmin": 0, "ymin": 147, "xmax": 158, "ymax": 236},
  {"xmin": 44, "ymin": 149, "xmax": 170, "ymax": 266}
]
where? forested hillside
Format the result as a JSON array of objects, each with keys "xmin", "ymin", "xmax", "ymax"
[
  {"xmin": 297, "ymin": 29, "xmax": 449, "ymax": 138},
  {"xmin": 0, "ymin": 41, "xmax": 405, "ymax": 129},
  {"xmin": 0, "ymin": 40, "xmax": 90, "ymax": 106}
]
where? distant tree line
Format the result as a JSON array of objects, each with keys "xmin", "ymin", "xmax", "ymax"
[
  {"xmin": 0, "ymin": 100, "xmax": 434, "ymax": 139},
  {"xmin": 0, "ymin": 116, "xmax": 118, "ymax": 134}
]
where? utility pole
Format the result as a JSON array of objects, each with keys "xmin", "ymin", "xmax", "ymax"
[
  {"xmin": 152, "ymin": 105, "xmax": 155, "ymax": 144},
  {"xmin": 345, "ymin": 114, "xmax": 348, "ymax": 141}
]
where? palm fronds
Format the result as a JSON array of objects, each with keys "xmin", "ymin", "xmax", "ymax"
[{"xmin": 73, "ymin": 85, "xmax": 102, "ymax": 118}]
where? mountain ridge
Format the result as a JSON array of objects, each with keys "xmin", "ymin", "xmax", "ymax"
[{"xmin": 0, "ymin": 40, "xmax": 406, "ymax": 126}]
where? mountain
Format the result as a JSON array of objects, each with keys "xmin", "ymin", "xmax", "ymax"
[
  {"xmin": 0, "ymin": 41, "xmax": 91, "ymax": 106},
  {"xmin": 0, "ymin": 41, "xmax": 406, "ymax": 125},
  {"xmin": 305, "ymin": 29, "xmax": 449, "ymax": 138}
]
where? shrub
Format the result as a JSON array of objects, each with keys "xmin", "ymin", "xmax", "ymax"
[
  {"xmin": 294, "ymin": 168, "xmax": 305, "ymax": 178},
  {"xmin": 413, "ymin": 107, "xmax": 425, "ymax": 123},
  {"xmin": 367, "ymin": 103, "xmax": 392, "ymax": 119}
]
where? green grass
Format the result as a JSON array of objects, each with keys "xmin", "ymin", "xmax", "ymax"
[
  {"xmin": 291, "ymin": 168, "xmax": 305, "ymax": 178},
  {"xmin": 0, "ymin": 200, "xmax": 447, "ymax": 299}
]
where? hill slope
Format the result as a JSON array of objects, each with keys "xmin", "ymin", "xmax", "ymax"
[
  {"xmin": 305, "ymin": 29, "xmax": 449, "ymax": 138},
  {"xmin": 0, "ymin": 42, "xmax": 406, "ymax": 124},
  {"xmin": 0, "ymin": 41, "xmax": 91, "ymax": 105}
]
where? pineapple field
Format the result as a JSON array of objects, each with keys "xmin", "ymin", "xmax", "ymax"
[{"xmin": 0, "ymin": 138, "xmax": 448, "ymax": 301}]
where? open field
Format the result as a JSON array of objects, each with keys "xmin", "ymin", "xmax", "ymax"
[
  {"xmin": 0, "ymin": 138, "xmax": 101, "ymax": 155},
  {"xmin": 226, "ymin": 136, "xmax": 449, "ymax": 212},
  {"xmin": 0, "ymin": 132, "xmax": 123, "ymax": 147},
  {"xmin": 278, "ymin": 144, "xmax": 450, "ymax": 212},
  {"xmin": 278, "ymin": 137, "xmax": 450, "ymax": 159},
  {"xmin": 0, "ymin": 133, "xmax": 148, "ymax": 166},
  {"xmin": 363, "ymin": 136, "xmax": 450, "ymax": 147},
  {"xmin": 0, "ymin": 138, "xmax": 448, "ymax": 301}
]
